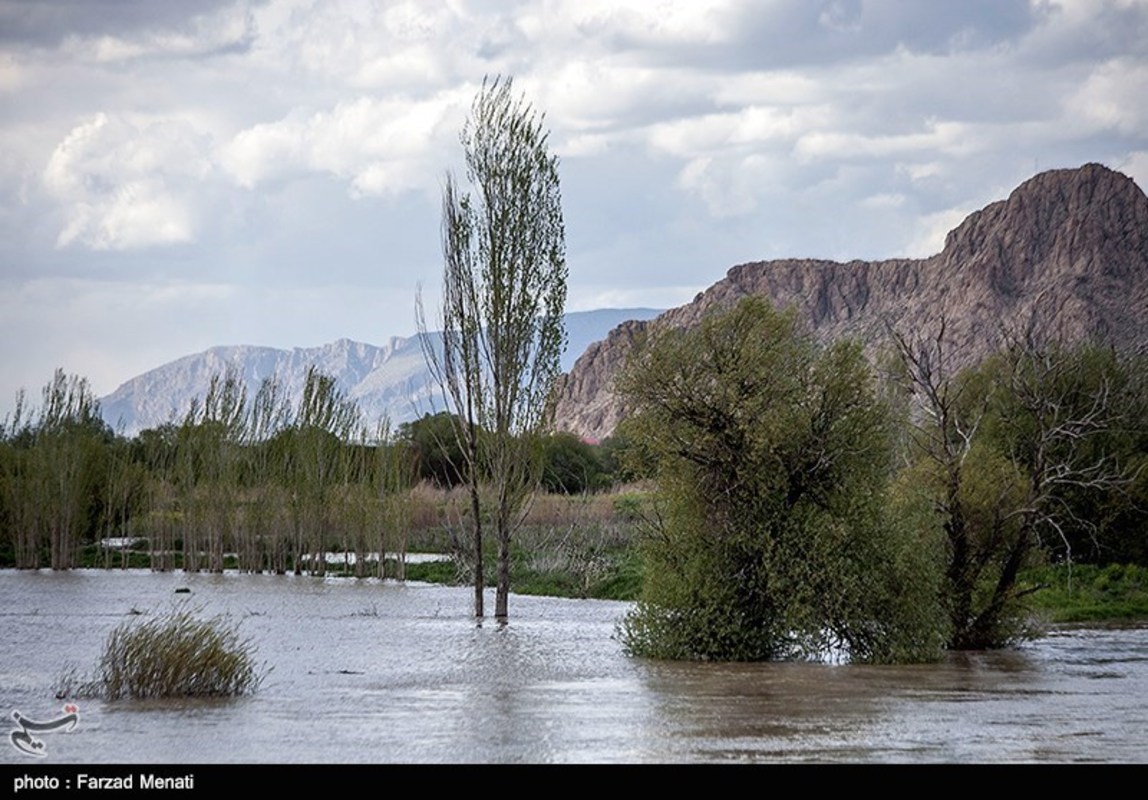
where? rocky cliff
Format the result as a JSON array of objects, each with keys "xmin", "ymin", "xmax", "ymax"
[{"xmin": 553, "ymin": 163, "xmax": 1148, "ymax": 440}]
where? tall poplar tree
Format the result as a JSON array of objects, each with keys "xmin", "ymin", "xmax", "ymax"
[{"xmin": 419, "ymin": 75, "xmax": 567, "ymax": 621}]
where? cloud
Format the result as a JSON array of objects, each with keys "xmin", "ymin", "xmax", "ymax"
[
  {"xmin": 247, "ymin": 0, "xmax": 500, "ymax": 91},
  {"xmin": 794, "ymin": 119, "xmax": 975, "ymax": 163},
  {"xmin": 574, "ymin": 0, "xmax": 1041, "ymax": 70},
  {"xmin": 0, "ymin": 51, "xmax": 23, "ymax": 91},
  {"xmin": 1, "ymin": 0, "xmax": 255, "ymax": 58},
  {"xmin": 556, "ymin": 0, "xmax": 745, "ymax": 48},
  {"xmin": 1021, "ymin": 0, "xmax": 1148, "ymax": 65},
  {"xmin": 676, "ymin": 153, "xmax": 788, "ymax": 217},
  {"xmin": 902, "ymin": 206, "xmax": 974, "ymax": 258},
  {"xmin": 861, "ymin": 192, "xmax": 905, "ymax": 209},
  {"xmin": 43, "ymin": 113, "xmax": 214, "ymax": 250},
  {"xmin": 55, "ymin": 182, "xmax": 194, "ymax": 250},
  {"xmin": 221, "ymin": 91, "xmax": 469, "ymax": 197},
  {"xmin": 1065, "ymin": 57, "xmax": 1148, "ymax": 136},
  {"xmin": 1117, "ymin": 150, "xmax": 1148, "ymax": 190}
]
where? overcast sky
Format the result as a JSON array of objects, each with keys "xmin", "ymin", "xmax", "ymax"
[{"xmin": 2, "ymin": 0, "xmax": 1146, "ymax": 416}]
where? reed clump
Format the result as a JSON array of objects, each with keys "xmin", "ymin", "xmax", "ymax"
[{"xmin": 91, "ymin": 609, "xmax": 263, "ymax": 699}]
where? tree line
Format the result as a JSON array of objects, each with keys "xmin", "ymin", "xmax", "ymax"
[{"xmin": 0, "ymin": 366, "xmax": 620, "ymax": 575}]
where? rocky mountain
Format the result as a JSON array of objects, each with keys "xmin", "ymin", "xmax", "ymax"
[
  {"xmin": 553, "ymin": 163, "xmax": 1148, "ymax": 440},
  {"xmin": 100, "ymin": 308, "xmax": 662, "ymax": 436}
]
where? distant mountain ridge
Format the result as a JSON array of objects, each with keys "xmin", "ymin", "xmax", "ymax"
[
  {"xmin": 553, "ymin": 163, "xmax": 1148, "ymax": 439},
  {"xmin": 101, "ymin": 308, "xmax": 663, "ymax": 435}
]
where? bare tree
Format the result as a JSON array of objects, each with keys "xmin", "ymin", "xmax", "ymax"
[
  {"xmin": 891, "ymin": 321, "xmax": 1135, "ymax": 648},
  {"xmin": 418, "ymin": 75, "xmax": 567, "ymax": 621}
]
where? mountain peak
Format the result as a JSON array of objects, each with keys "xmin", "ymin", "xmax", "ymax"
[{"xmin": 943, "ymin": 162, "xmax": 1146, "ymax": 257}]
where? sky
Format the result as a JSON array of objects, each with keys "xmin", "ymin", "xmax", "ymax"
[{"xmin": 2, "ymin": 0, "xmax": 1146, "ymax": 417}]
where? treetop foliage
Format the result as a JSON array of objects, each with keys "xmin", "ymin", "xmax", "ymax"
[{"xmin": 425, "ymin": 74, "xmax": 567, "ymax": 439}]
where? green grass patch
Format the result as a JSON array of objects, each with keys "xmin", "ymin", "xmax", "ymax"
[
  {"xmin": 396, "ymin": 539, "xmax": 644, "ymax": 601},
  {"xmin": 511, "ymin": 544, "xmax": 643, "ymax": 601},
  {"xmin": 1023, "ymin": 562, "xmax": 1148, "ymax": 623},
  {"xmin": 585, "ymin": 549, "xmax": 644, "ymax": 601},
  {"xmin": 403, "ymin": 559, "xmax": 460, "ymax": 585}
]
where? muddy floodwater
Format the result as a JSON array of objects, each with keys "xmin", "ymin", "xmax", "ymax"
[{"xmin": 1, "ymin": 569, "xmax": 1146, "ymax": 763}]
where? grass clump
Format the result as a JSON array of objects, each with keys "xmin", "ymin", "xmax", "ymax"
[{"xmin": 65, "ymin": 609, "xmax": 264, "ymax": 700}]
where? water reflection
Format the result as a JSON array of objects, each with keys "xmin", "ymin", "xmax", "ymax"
[{"xmin": 1, "ymin": 570, "xmax": 1145, "ymax": 763}]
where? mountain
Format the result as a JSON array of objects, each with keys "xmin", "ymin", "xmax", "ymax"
[
  {"xmin": 100, "ymin": 308, "xmax": 663, "ymax": 436},
  {"xmin": 553, "ymin": 163, "xmax": 1148, "ymax": 440}
]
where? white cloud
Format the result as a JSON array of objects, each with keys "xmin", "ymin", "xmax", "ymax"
[
  {"xmin": 897, "ymin": 161, "xmax": 946, "ymax": 182},
  {"xmin": 676, "ymin": 152, "xmax": 786, "ymax": 217},
  {"xmin": 902, "ymin": 206, "xmax": 973, "ymax": 258},
  {"xmin": 794, "ymin": 119, "xmax": 974, "ymax": 162},
  {"xmin": 1117, "ymin": 150, "xmax": 1148, "ymax": 190},
  {"xmin": 712, "ymin": 70, "xmax": 826, "ymax": 107},
  {"xmin": 84, "ymin": 182, "xmax": 194, "ymax": 250},
  {"xmin": 1065, "ymin": 57, "xmax": 1148, "ymax": 136},
  {"xmin": 533, "ymin": 0, "xmax": 744, "ymax": 48},
  {"xmin": 221, "ymin": 92, "xmax": 465, "ymax": 197},
  {"xmin": 0, "ymin": 53, "xmax": 24, "ymax": 92},
  {"xmin": 248, "ymin": 0, "xmax": 482, "ymax": 91},
  {"xmin": 43, "ymin": 113, "xmax": 214, "ymax": 250},
  {"xmin": 533, "ymin": 61, "xmax": 700, "ymax": 135},
  {"xmin": 861, "ymin": 192, "xmax": 906, "ymax": 209}
]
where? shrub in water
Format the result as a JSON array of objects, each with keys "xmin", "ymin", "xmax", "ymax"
[{"xmin": 94, "ymin": 609, "xmax": 262, "ymax": 699}]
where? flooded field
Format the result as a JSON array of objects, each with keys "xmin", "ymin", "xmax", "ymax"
[{"xmin": 2, "ymin": 569, "xmax": 1146, "ymax": 763}]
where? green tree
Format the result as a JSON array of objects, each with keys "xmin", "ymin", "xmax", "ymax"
[
  {"xmin": 400, "ymin": 412, "xmax": 469, "ymax": 488},
  {"xmin": 418, "ymin": 75, "xmax": 567, "ymax": 621},
  {"xmin": 891, "ymin": 324, "xmax": 1141, "ymax": 648},
  {"xmin": 283, "ymin": 366, "xmax": 361, "ymax": 576},
  {"xmin": 33, "ymin": 372, "xmax": 111, "ymax": 569},
  {"xmin": 618, "ymin": 298, "xmax": 945, "ymax": 663},
  {"xmin": 540, "ymin": 432, "xmax": 605, "ymax": 494}
]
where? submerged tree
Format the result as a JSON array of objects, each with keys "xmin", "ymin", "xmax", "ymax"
[
  {"xmin": 891, "ymin": 322, "xmax": 1139, "ymax": 649},
  {"xmin": 418, "ymin": 75, "xmax": 567, "ymax": 621},
  {"xmin": 618, "ymin": 298, "xmax": 946, "ymax": 663},
  {"xmin": 283, "ymin": 366, "xmax": 362, "ymax": 576},
  {"xmin": 1, "ymin": 371, "xmax": 111, "ymax": 569}
]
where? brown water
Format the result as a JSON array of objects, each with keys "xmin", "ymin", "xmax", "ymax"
[{"xmin": 1, "ymin": 570, "xmax": 1145, "ymax": 763}]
